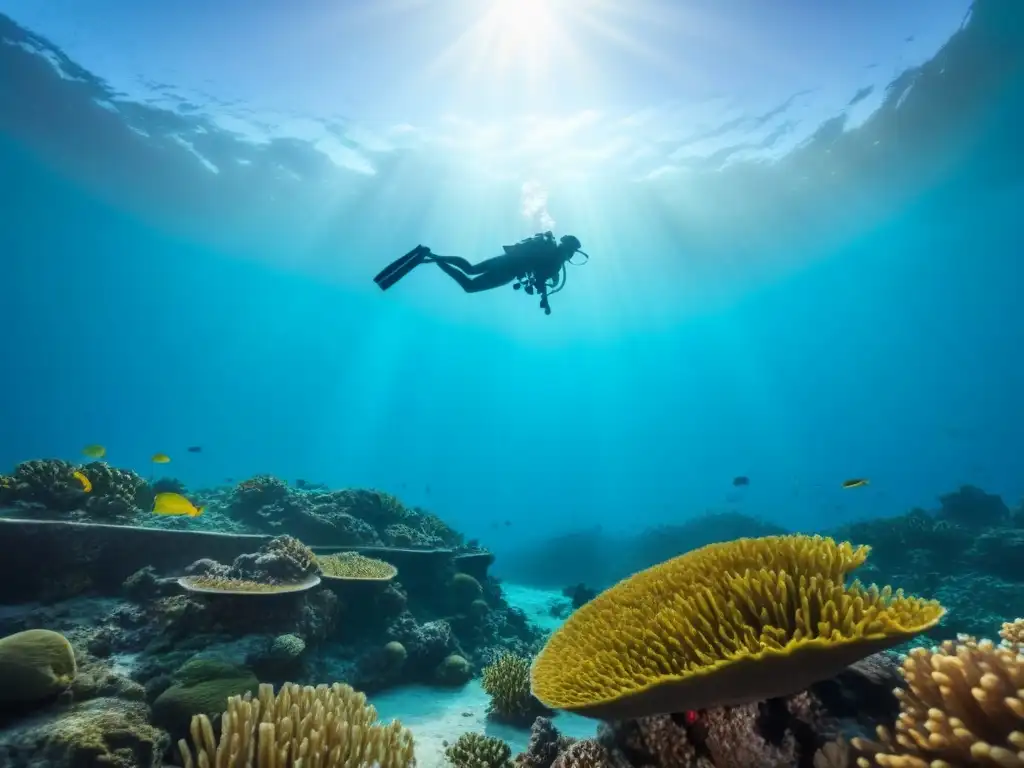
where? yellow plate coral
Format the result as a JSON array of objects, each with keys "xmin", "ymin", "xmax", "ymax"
[
  {"xmin": 530, "ymin": 534, "xmax": 944, "ymax": 720},
  {"xmin": 316, "ymin": 552, "xmax": 398, "ymax": 582}
]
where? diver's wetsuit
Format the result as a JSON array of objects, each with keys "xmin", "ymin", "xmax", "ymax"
[
  {"xmin": 426, "ymin": 236, "xmax": 564, "ymax": 293},
  {"xmin": 427, "ymin": 253, "xmax": 536, "ymax": 293}
]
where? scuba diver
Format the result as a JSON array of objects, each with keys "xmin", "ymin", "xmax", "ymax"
[{"xmin": 373, "ymin": 232, "xmax": 589, "ymax": 315}]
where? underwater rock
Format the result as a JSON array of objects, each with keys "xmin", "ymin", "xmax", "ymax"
[
  {"xmin": 517, "ymin": 717, "xmax": 574, "ymax": 768},
  {"xmin": 228, "ymin": 534, "xmax": 318, "ymax": 583},
  {"xmin": 453, "ymin": 550, "xmax": 496, "ymax": 583},
  {"xmin": 385, "ymin": 614, "xmax": 462, "ymax": 677},
  {"xmin": 965, "ymin": 529, "xmax": 1024, "ymax": 580},
  {"xmin": 937, "ymin": 484, "xmax": 1009, "ymax": 528},
  {"xmin": 0, "ymin": 519, "xmax": 269, "ymax": 604},
  {"xmin": 561, "ymin": 583, "xmax": 598, "ymax": 610},
  {"xmin": 69, "ymin": 650, "xmax": 146, "ymax": 703},
  {"xmin": 122, "ymin": 566, "xmax": 178, "ymax": 603},
  {"xmin": 0, "ymin": 696, "xmax": 168, "ymax": 768}
]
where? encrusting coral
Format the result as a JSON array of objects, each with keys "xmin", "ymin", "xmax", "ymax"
[
  {"xmin": 852, "ymin": 628, "xmax": 1024, "ymax": 766},
  {"xmin": 446, "ymin": 732, "xmax": 513, "ymax": 768},
  {"xmin": 177, "ymin": 681, "xmax": 415, "ymax": 768},
  {"xmin": 531, "ymin": 534, "xmax": 944, "ymax": 720},
  {"xmin": 317, "ymin": 552, "xmax": 398, "ymax": 581}
]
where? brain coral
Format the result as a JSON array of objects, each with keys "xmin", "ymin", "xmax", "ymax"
[{"xmin": 530, "ymin": 534, "xmax": 944, "ymax": 720}]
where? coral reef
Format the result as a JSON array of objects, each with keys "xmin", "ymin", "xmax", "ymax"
[
  {"xmin": 229, "ymin": 534, "xmax": 319, "ymax": 583},
  {"xmin": 178, "ymin": 682, "xmax": 415, "ymax": 768},
  {"xmin": 446, "ymin": 732, "xmax": 513, "ymax": 768},
  {"xmin": 0, "ymin": 697, "xmax": 168, "ymax": 768},
  {"xmin": 318, "ymin": 552, "xmax": 398, "ymax": 581},
  {"xmin": 482, "ymin": 653, "xmax": 549, "ymax": 725},
  {"xmin": 531, "ymin": 535, "xmax": 942, "ymax": 720},
  {"xmin": 0, "ymin": 629, "xmax": 78, "ymax": 706},
  {"xmin": 852, "ymin": 630, "xmax": 1024, "ymax": 765},
  {"xmin": 517, "ymin": 717, "xmax": 575, "ymax": 768}
]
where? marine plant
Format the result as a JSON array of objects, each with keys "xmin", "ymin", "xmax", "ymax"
[
  {"xmin": 444, "ymin": 732, "xmax": 512, "ymax": 768},
  {"xmin": 177, "ymin": 681, "xmax": 415, "ymax": 768},
  {"xmin": 530, "ymin": 534, "xmax": 944, "ymax": 720},
  {"xmin": 316, "ymin": 552, "xmax": 398, "ymax": 581}
]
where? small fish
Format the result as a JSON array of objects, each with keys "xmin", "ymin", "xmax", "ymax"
[
  {"xmin": 841, "ymin": 478, "xmax": 870, "ymax": 489},
  {"xmin": 732, "ymin": 476, "xmax": 749, "ymax": 487},
  {"xmin": 153, "ymin": 492, "xmax": 204, "ymax": 517},
  {"xmin": 187, "ymin": 446, "xmax": 202, "ymax": 453},
  {"xmin": 224, "ymin": 477, "xmax": 235, "ymax": 484},
  {"xmin": 82, "ymin": 444, "xmax": 106, "ymax": 459},
  {"xmin": 0, "ymin": 476, "xmax": 11, "ymax": 488},
  {"xmin": 151, "ymin": 453, "xmax": 171, "ymax": 464},
  {"xmin": 72, "ymin": 471, "xmax": 92, "ymax": 493}
]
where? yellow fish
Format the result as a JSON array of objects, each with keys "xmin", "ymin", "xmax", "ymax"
[
  {"xmin": 841, "ymin": 478, "xmax": 870, "ymax": 489},
  {"xmin": 82, "ymin": 444, "xmax": 106, "ymax": 459},
  {"xmin": 151, "ymin": 453, "xmax": 171, "ymax": 464},
  {"xmin": 72, "ymin": 471, "xmax": 92, "ymax": 493},
  {"xmin": 153, "ymin": 492, "xmax": 204, "ymax": 517}
]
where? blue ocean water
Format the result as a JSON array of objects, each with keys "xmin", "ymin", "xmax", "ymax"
[
  {"xmin": 3, "ymin": 1, "xmax": 1021, "ymax": 556},
  {"xmin": 2, "ymin": 2, "xmax": 1024, "ymax": 766}
]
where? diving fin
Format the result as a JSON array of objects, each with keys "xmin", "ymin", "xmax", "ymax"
[{"xmin": 374, "ymin": 245, "xmax": 428, "ymax": 291}]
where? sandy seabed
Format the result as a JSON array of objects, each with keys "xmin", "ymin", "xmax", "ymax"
[{"xmin": 371, "ymin": 583, "xmax": 596, "ymax": 768}]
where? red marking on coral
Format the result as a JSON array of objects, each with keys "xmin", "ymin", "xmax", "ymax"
[{"xmin": 684, "ymin": 710, "xmax": 699, "ymax": 725}]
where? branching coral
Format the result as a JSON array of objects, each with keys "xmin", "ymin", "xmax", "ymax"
[
  {"xmin": 1000, "ymin": 618, "xmax": 1024, "ymax": 647},
  {"xmin": 852, "ymin": 634, "xmax": 1024, "ymax": 766},
  {"xmin": 178, "ymin": 682, "xmax": 414, "ymax": 768},
  {"xmin": 445, "ymin": 732, "xmax": 512, "ymax": 768},
  {"xmin": 482, "ymin": 653, "xmax": 547, "ymax": 723},
  {"xmin": 531, "ymin": 534, "xmax": 944, "ymax": 720},
  {"xmin": 317, "ymin": 552, "xmax": 397, "ymax": 581}
]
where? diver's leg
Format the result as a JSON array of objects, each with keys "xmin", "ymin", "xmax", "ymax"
[
  {"xmin": 427, "ymin": 254, "xmax": 515, "ymax": 276},
  {"xmin": 434, "ymin": 261, "xmax": 517, "ymax": 293}
]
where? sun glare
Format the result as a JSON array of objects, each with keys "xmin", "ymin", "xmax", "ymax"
[{"xmin": 474, "ymin": 0, "xmax": 563, "ymax": 76}]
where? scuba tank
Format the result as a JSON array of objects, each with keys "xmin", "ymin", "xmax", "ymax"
[{"xmin": 502, "ymin": 231, "xmax": 554, "ymax": 257}]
